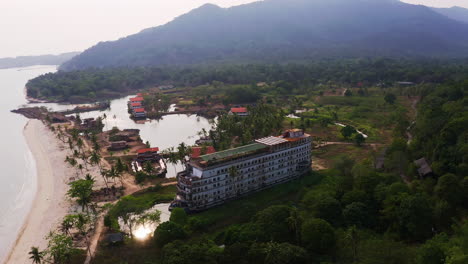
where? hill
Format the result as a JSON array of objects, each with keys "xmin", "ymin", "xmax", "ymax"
[
  {"xmin": 433, "ymin": 6, "xmax": 468, "ymax": 24},
  {"xmin": 60, "ymin": 0, "xmax": 468, "ymax": 70},
  {"xmin": 0, "ymin": 52, "xmax": 79, "ymax": 69}
]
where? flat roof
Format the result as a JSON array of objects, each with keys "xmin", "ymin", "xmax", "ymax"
[
  {"xmin": 130, "ymin": 97, "xmax": 144, "ymax": 102},
  {"xmin": 255, "ymin": 136, "xmax": 288, "ymax": 146},
  {"xmin": 199, "ymin": 143, "xmax": 267, "ymax": 163},
  {"xmin": 137, "ymin": 148, "xmax": 159, "ymax": 154},
  {"xmin": 231, "ymin": 107, "xmax": 248, "ymax": 113}
]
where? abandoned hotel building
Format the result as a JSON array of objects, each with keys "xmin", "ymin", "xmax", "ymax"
[{"xmin": 173, "ymin": 129, "xmax": 312, "ymax": 211}]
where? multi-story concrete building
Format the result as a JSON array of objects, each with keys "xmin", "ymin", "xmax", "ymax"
[{"xmin": 172, "ymin": 129, "xmax": 312, "ymax": 211}]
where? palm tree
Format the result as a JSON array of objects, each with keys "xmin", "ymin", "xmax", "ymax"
[
  {"xmin": 164, "ymin": 147, "xmax": 178, "ymax": 172},
  {"xmin": 61, "ymin": 215, "xmax": 75, "ymax": 237},
  {"xmin": 81, "ymin": 153, "xmax": 89, "ymax": 170},
  {"xmin": 85, "ymin": 174, "xmax": 95, "ymax": 183},
  {"xmin": 143, "ymin": 162, "xmax": 154, "ymax": 175},
  {"xmin": 287, "ymin": 208, "xmax": 302, "ymax": 244},
  {"xmin": 28, "ymin": 247, "xmax": 45, "ymax": 264},
  {"xmin": 76, "ymin": 138, "xmax": 84, "ymax": 155},
  {"xmin": 89, "ymin": 151, "xmax": 101, "ymax": 170},
  {"xmin": 77, "ymin": 164, "xmax": 84, "ymax": 177},
  {"xmin": 76, "ymin": 214, "xmax": 92, "ymax": 256},
  {"xmin": 99, "ymin": 169, "xmax": 110, "ymax": 189},
  {"xmin": 346, "ymin": 226, "xmax": 359, "ymax": 262}
]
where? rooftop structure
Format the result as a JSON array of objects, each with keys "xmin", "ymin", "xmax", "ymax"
[
  {"xmin": 414, "ymin": 158, "xmax": 433, "ymax": 178},
  {"xmin": 191, "ymin": 146, "xmax": 216, "ymax": 158}
]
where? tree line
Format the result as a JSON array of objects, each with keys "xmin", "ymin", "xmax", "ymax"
[{"xmin": 26, "ymin": 58, "xmax": 468, "ymax": 102}]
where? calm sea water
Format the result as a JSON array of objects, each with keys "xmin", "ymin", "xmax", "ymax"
[{"xmin": 0, "ymin": 65, "xmax": 59, "ymax": 263}]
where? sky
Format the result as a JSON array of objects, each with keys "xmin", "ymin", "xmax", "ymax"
[{"xmin": 1, "ymin": 0, "xmax": 468, "ymax": 58}]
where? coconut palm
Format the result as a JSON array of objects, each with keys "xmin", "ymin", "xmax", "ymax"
[
  {"xmin": 99, "ymin": 169, "xmax": 110, "ymax": 189},
  {"xmin": 85, "ymin": 174, "xmax": 95, "ymax": 183},
  {"xmin": 77, "ymin": 164, "xmax": 84, "ymax": 177},
  {"xmin": 287, "ymin": 208, "xmax": 302, "ymax": 244},
  {"xmin": 143, "ymin": 162, "xmax": 154, "ymax": 175},
  {"xmin": 76, "ymin": 138, "xmax": 84, "ymax": 154},
  {"xmin": 89, "ymin": 151, "xmax": 101, "ymax": 170},
  {"xmin": 76, "ymin": 214, "xmax": 92, "ymax": 255},
  {"xmin": 28, "ymin": 247, "xmax": 45, "ymax": 264},
  {"xmin": 61, "ymin": 215, "xmax": 75, "ymax": 237}
]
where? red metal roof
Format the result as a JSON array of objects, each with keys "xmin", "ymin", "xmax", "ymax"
[
  {"xmin": 137, "ymin": 148, "xmax": 159, "ymax": 154},
  {"xmin": 134, "ymin": 108, "xmax": 145, "ymax": 113},
  {"xmin": 191, "ymin": 146, "xmax": 216, "ymax": 158},
  {"xmin": 231, "ymin": 107, "xmax": 248, "ymax": 113},
  {"xmin": 131, "ymin": 102, "xmax": 142, "ymax": 107},
  {"xmin": 130, "ymin": 97, "xmax": 144, "ymax": 102}
]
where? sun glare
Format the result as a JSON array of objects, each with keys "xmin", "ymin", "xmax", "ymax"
[{"xmin": 133, "ymin": 225, "xmax": 152, "ymax": 240}]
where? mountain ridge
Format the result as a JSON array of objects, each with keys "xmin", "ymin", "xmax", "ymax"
[
  {"xmin": 432, "ymin": 6, "xmax": 468, "ymax": 24},
  {"xmin": 60, "ymin": 0, "xmax": 468, "ymax": 71},
  {"xmin": 0, "ymin": 52, "xmax": 79, "ymax": 69}
]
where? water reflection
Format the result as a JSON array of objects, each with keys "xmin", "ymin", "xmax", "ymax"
[{"xmin": 74, "ymin": 96, "xmax": 215, "ymax": 177}]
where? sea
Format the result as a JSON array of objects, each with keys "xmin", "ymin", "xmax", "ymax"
[
  {"xmin": 0, "ymin": 65, "xmax": 213, "ymax": 263},
  {"xmin": 0, "ymin": 65, "xmax": 59, "ymax": 263}
]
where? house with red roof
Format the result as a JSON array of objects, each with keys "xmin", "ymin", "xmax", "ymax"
[
  {"xmin": 136, "ymin": 147, "xmax": 160, "ymax": 162},
  {"xmin": 229, "ymin": 107, "xmax": 249, "ymax": 117},
  {"xmin": 130, "ymin": 102, "xmax": 142, "ymax": 109},
  {"xmin": 129, "ymin": 97, "xmax": 144, "ymax": 103},
  {"xmin": 132, "ymin": 107, "xmax": 147, "ymax": 118}
]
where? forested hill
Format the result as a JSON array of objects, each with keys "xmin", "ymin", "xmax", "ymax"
[
  {"xmin": 0, "ymin": 52, "xmax": 79, "ymax": 69},
  {"xmin": 60, "ymin": 0, "xmax": 468, "ymax": 71}
]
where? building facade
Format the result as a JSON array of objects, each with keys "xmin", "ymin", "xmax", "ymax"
[{"xmin": 172, "ymin": 129, "xmax": 312, "ymax": 211}]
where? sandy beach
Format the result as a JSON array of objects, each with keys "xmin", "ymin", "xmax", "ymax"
[{"xmin": 5, "ymin": 120, "xmax": 72, "ymax": 264}]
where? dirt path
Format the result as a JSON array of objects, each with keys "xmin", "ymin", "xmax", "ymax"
[
  {"xmin": 84, "ymin": 213, "xmax": 105, "ymax": 264},
  {"xmin": 406, "ymin": 96, "xmax": 420, "ymax": 145},
  {"xmin": 314, "ymin": 141, "xmax": 382, "ymax": 149}
]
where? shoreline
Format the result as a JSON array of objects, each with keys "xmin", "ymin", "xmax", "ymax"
[{"xmin": 4, "ymin": 120, "xmax": 71, "ymax": 264}]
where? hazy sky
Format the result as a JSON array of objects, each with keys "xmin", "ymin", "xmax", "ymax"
[{"xmin": 1, "ymin": 0, "xmax": 468, "ymax": 58}]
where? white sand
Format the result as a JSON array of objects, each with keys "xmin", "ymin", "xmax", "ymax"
[{"xmin": 5, "ymin": 120, "xmax": 72, "ymax": 264}]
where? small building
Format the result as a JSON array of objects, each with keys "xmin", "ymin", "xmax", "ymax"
[
  {"xmin": 132, "ymin": 147, "xmax": 166, "ymax": 175},
  {"xmin": 229, "ymin": 107, "xmax": 249, "ymax": 117},
  {"xmin": 195, "ymin": 136, "xmax": 213, "ymax": 145},
  {"xmin": 107, "ymin": 141, "xmax": 128, "ymax": 151},
  {"xmin": 106, "ymin": 233, "xmax": 124, "ymax": 245},
  {"xmin": 133, "ymin": 108, "xmax": 146, "ymax": 118},
  {"xmin": 136, "ymin": 148, "xmax": 160, "ymax": 162},
  {"xmin": 130, "ymin": 102, "xmax": 142, "ymax": 109},
  {"xmin": 414, "ymin": 158, "xmax": 433, "ymax": 178},
  {"xmin": 129, "ymin": 97, "xmax": 144, "ymax": 104},
  {"xmin": 110, "ymin": 130, "xmax": 139, "ymax": 142},
  {"xmin": 158, "ymin": 85, "xmax": 175, "ymax": 90},
  {"xmin": 82, "ymin": 118, "xmax": 97, "ymax": 128}
]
